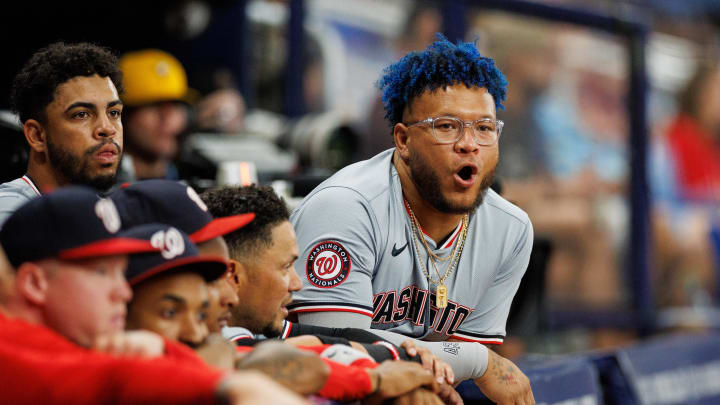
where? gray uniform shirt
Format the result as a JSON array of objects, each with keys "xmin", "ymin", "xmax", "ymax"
[
  {"xmin": 289, "ymin": 149, "xmax": 533, "ymax": 344},
  {"xmin": 0, "ymin": 176, "xmax": 41, "ymax": 228}
]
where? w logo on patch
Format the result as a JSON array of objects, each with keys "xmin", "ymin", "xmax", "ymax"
[{"xmin": 306, "ymin": 241, "xmax": 352, "ymax": 288}]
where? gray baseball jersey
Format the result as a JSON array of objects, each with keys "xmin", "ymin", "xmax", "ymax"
[
  {"xmin": 0, "ymin": 176, "xmax": 41, "ymax": 228},
  {"xmin": 289, "ymin": 149, "xmax": 533, "ymax": 345}
]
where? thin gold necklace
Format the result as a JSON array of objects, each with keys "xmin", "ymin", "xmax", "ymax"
[
  {"xmin": 415, "ymin": 219, "xmax": 461, "ymax": 262},
  {"xmin": 405, "ymin": 200, "xmax": 468, "ymax": 308}
]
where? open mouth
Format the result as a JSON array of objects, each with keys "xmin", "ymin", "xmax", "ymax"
[
  {"xmin": 458, "ymin": 166, "xmax": 474, "ymax": 181},
  {"xmin": 454, "ymin": 164, "xmax": 478, "ymax": 188}
]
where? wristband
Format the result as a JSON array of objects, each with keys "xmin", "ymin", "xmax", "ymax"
[{"xmin": 317, "ymin": 359, "xmax": 373, "ymax": 400}]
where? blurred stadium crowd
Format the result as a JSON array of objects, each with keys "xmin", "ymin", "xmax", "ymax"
[{"xmin": 3, "ymin": 0, "xmax": 720, "ymax": 404}]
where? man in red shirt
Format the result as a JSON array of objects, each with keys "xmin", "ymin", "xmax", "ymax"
[
  {"xmin": 0, "ymin": 186, "xmax": 306, "ymax": 405},
  {"xmin": 666, "ymin": 65, "xmax": 720, "ymax": 202}
]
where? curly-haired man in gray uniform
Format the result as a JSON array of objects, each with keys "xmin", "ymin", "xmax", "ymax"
[{"xmin": 0, "ymin": 42, "xmax": 124, "ymax": 227}]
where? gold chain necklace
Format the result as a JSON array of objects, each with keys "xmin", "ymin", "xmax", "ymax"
[{"xmin": 405, "ymin": 200, "xmax": 468, "ymax": 308}]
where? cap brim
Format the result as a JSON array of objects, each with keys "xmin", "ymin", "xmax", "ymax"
[
  {"xmin": 123, "ymin": 90, "xmax": 196, "ymax": 108},
  {"xmin": 128, "ymin": 255, "xmax": 228, "ymax": 286},
  {"xmin": 189, "ymin": 213, "xmax": 255, "ymax": 243},
  {"xmin": 59, "ymin": 238, "xmax": 157, "ymax": 261}
]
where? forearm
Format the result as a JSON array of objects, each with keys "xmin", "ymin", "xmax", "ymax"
[
  {"xmin": 471, "ymin": 349, "xmax": 535, "ymax": 404},
  {"xmin": 236, "ymin": 341, "xmax": 328, "ymax": 395},
  {"xmin": 367, "ymin": 329, "xmax": 489, "ymax": 381}
]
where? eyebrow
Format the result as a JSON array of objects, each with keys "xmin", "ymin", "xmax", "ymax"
[
  {"xmin": 285, "ymin": 255, "xmax": 299, "ymax": 267},
  {"xmin": 64, "ymin": 99, "xmax": 123, "ymax": 114},
  {"xmin": 160, "ymin": 294, "xmax": 186, "ymax": 305},
  {"xmin": 435, "ymin": 112, "xmax": 494, "ymax": 120},
  {"xmin": 161, "ymin": 294, "xmax": 209, "ymax": 310}
]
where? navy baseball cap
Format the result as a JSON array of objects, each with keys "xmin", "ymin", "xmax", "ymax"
[
  {"xmin": 0, "ymin": 186, "xmax": 157, "ymax": 268},
  {"xmin": 124, "ymin": 224, "xmax": 228, "ymax": 286},
  {"xmin": 110, "ymin": 180, "xmax": 255, "ymax": 243}
]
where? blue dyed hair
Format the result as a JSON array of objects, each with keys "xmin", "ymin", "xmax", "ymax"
[{"xmin": 377, "ymin": 34, "xmax": 507, "ymax": 127}]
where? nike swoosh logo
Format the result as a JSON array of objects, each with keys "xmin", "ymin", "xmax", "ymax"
[{"xmin": 391, "ymin": 242, "xmax": 408, "ymax": 257}]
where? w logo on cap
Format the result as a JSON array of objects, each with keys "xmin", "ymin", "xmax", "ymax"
[
  {"xmin": 186, "ymin": 186, "xmax": 208, "ymax": 212},
  {"xmin": 95, "ymin": 198, "xmax": 121, "ymax": 233},
  {"xmin": 150, "ymin": 227, "xmax": 185, "ymax": 259}
]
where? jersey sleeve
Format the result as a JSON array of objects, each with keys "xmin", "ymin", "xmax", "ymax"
[
  {"xmin": 0, "ymin": 193, "xmax": 29, "ymax": 229},
  {"xmin": 289, "ymin": 186, "xmax": 381, "ymax": 318},
  {"xmin": 451, "ymin": 217, "xmax": 534, "ymax": 344}
]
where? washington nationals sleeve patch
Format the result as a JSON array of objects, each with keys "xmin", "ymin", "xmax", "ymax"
[{"xmin": 306, "ymin": 241, "xmax": 352, "ymax": 288}]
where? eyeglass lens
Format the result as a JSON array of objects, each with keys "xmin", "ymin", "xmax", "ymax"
[{"xmin": 432, "ymin": 117, "xmax": 500, "ymax": 144}]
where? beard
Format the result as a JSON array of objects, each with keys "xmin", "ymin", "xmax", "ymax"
[
  {"xmin": 408, "ymin": 147, "xmax": 495, "ymax": 214},
  {"xmin": 229, "ymin": 306, "xmax": 283, "ymax": 338},
  {"xmin": 46, "ymin": 135, "xmax": 121, "ymax": 192}
]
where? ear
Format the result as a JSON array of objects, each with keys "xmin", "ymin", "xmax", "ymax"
[
  {"xmin": 23, "ymin": 119, "xmax": 48, "ymax": 154},
  {"xmin": 393, "ymin": 122, "xmax": 411, "ymax": 162},
  {"xmin": 228, "ymin": 260, "xmax": 250, "ymax": 289},
  {"xmin": 15, "ymin": 262, "xmax": 50, "ymax": 305},
  {"xmin": 225, "ymin": 261, "xmax": 238, "ymax": 287}
]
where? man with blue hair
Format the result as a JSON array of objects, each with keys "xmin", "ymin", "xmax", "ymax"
[{"xmin": 290, "ymin": 35, "xmax": 535, "ymax": 404}]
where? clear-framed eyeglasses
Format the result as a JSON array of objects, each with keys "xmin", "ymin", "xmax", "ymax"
[{"xmin": 404, "ymin": 116, "xmax": 504, "ymax": 146}]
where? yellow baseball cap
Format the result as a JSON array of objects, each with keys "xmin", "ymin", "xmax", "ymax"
[{"xmin": 120, "ymin": 49, "xmax": 189, "ymax": 107}]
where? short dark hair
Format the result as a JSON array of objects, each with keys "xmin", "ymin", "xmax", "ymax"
[
  {"xmin": 201, "ymin": 185, "xmax": 290, "ymax": 261},
  {"xmin": 10, "ymin": 42, "xmax": 123, "ymax": 124},
  {"xmin": 377, "ymin": 34, "xmax": 507, "ymax": 127}
]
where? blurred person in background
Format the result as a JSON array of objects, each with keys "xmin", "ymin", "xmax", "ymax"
[
  {"xmin": 532, "ymin": 31, "xmax": 629, "ymax": 309},
  {"xmin": 667, "ymin": 64, "xmax": 720, "ymax": 203},
  {"xmin": 118, "ymin": 49, "xmax": 190, "ymax": 181},
  {"xmin": 0, "ymin": 42, "xmax": 124, "ymax": 227},
  {"xmin": 194, "ymin": 87, "xmax": 246, "ymax": 134},
  {"xmin": 477, "ymin": 21, "xmax": 629, "ymax": 311},
  {"xmin": 190, "ymin": 67, "xmax": 246, "ymax": 134},
  {"xmin": 652, "ymin": 63, "xmax": 720, "ymax": 308}
]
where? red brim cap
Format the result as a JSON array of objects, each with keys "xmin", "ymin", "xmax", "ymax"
[
  {"xmin": 189, "ymin": 213, "xmax": 256, "ymax": 243},
  {"xmin": 58, "ymin": 238, "xmax": 157, "ymax": 261},
  {"xmin": 128, "ymin": 255, "xmax": 229, "ymax": 286}
]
